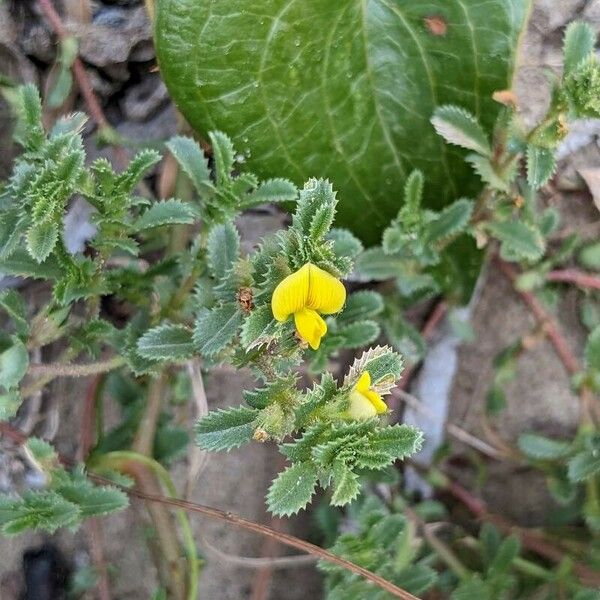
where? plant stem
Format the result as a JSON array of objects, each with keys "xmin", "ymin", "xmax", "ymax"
[
  {"xmin": 546, "ymin": 269, "xmax": 600, "ymax": 291},
  {"xmin": 132, "ymin": 372, "xmax": 167, "ymax": 456},
  {"xmin": 27, "ymin": 356, "xmax": 125, "ymax": 379},
  {"xmin": 92, "ymin": 451, "xmax": 199, "ymax": 600}
]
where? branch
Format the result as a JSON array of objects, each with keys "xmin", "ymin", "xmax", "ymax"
[{"xmin": 547, "ymin": 269, "xmax": 600, "ymax": 291}]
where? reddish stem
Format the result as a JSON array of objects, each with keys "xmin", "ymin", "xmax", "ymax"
[
  {"xmin": 497, "ymin": 259, "xmax": 580, "ymax": 375},
  {"xmin": 546, "ymin": 269, "xmax": 600, "ymax": 291},
  {"xmin": 397, "ymin": 300, "xmax": 448, "ymax": 391}
]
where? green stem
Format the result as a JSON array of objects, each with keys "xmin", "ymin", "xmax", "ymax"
[{"xmin": 91, "ymin": 451, "xmax": 200, "ymax": 600}]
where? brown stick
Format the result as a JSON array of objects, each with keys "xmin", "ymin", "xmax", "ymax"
[
  {"xmin": 0, "ymin": 421, "xmax": 420, "ymax": 600},
  {"xmin": 547, "ymin": 269, "xmax": 600, "ymax": 291}
]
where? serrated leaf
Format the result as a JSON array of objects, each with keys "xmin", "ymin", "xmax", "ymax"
[
  {"xmin": 425, "ymin": 198, "xmax": 473, "ymax": 244},
  {"xmin": 266, "ymin": 462, "xmax": 319, "ymax": 516},
  {"xmin": 585, "ymin": 325, "xmax": 600, "ymax": 371},
  {"xmin": 355, "ymin": 247, "xmax": 403, "ymax": 281},
  {"xmin": 293, "ymin": 179, "xmax": 337, "ymax": 235},
  {"xmin": 206, "ymin": 222, "xmax": 240, "ymax": 280},
  {"xmin": 432, "ymin": 105, "xmax": 491, "ymax": 156},
  {"xmin": 330, "ymin": 462, "xmax": 361, "ymax": 506},
  {"xmin": 382, "ymin": 226, "xmax": 404, "ymax": 255},
  {"xmin": 166, "ymin": 135, "xmax": 212, "ymax": 194},
  {"xmin": 0, "ymin": 491, "xmax": 81, "ymax": 535},
  {"xmin": 326, "ymin": 229, "xmax": 363, "ymax": 259},
  {"xmin": 337, "ymin": 321, "xmax": 380, "ymax": 349},
  {"xmin": 115, "ymin": 149, "xmax": 161, "ymax": 193},
  {"xmin": 568, "ymin": 451, "xmax": 600, "ymax": 482},
  {"xmin": 196, "ymin": 406, "xmax": 258, "ymax": 451},
  {"xmin": 0, "ymin": 290, "xmax": 29, "ymax": 336},
  {"xmin": 527, "ymin": 145, "xmax": 556, "ymax": 189},
  {"xmin": 240, "ymin": 304, "xmax": 279, "ymax": 350},
  {"xmin": 155, "ymin": 1, "xmax": 528, "ymax": 245},
  {"xmin": 337, "ymin": 290, "xmax": 384, "ymax": 324},
  {"xmin": 0, "ymin": 390, "xmax": 22, "ymax": 421},
  {"xmin": 209, "ymin": 131, "xmax": 235, "ymax": 187},
  {"xmin": 345, "ymin": 346, "xmax": 403, "ymax": 394},
  {"xmin": 466, "ymin": 153, "xmax": 510, "ymax": 192},
  {"xmin": 26, "ymin": 220, "xmax": 59, "ymax": 263},
  {"xmin": 57, "ymin": 477, "xmax": 128, "ymax": 517},
  {"xmin": 241, "ymin": 178, "xmax": 297, "ymax": 207},
  {"xmin": 403, "ymin": 169, "xmax": 424, "ymax": 213},
  {"xmin": 488, "ymin": 220, "xmax": 545, "ymax": 261},
  {"xmin": 490, "ymin": 535, "xmax": 520, "ymax": 573},
  {"xmin": 194, "ymin": 304, "xmax": 243, "ymax": 356},
  {"xmin": 0, "ymin": 339, "xmax": 29, "ymax": 391},
  {"xmin": 137, "ymin": 323, "xmax": 195, "ymax": 361},
  {"xmin": 134, "ymin": 199, "xmax": 196, "ymax": 230},
  {"xmin": 517, "ymin": 433, "xmax": 572, "ymax": 460},
  {"xmin": 15, "ymin": 84, "xmax": 44, "ymax": 150},
  {"xmin": 564, "ymin": 21, "xmax": 596, "ymax": 75},
  {"xmin": 309, "ymin": 203, "xmax": 335, "ymax": 241}
]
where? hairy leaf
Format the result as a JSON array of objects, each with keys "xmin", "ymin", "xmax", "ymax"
[
  {"xmin": 206, "ymin": 223, "xmax": 240, "ymax": 280},
  {"xmin": 166, "ymin": 136, "xmax": 212, "ymax": 194},
  {"xmin": 564, "ymin": 21, "xmax": 596, "ymax": 75},
  {"xmin": 196, "ymin": 406, "xmax": 258, "ymax": 451},
  {"xmin": 134, "ymin": 199, "xmax": 196, "ymax": 230},
  {"xmin": 0, "ymin": 339, "xmax": 29, "ymax": 391},
  {"xmin": 518, "ymin": 433, "xmax": 572, "ymax": 460},
  {"xmin": 266, "ymin": 462, "xmax": 319, "ymax": 516},
  {"xmin": 425, "ymin": 198, "xmax": 473, "ymax": 244},
  {"xmin": 194, "ymin": 304, "xmax": 243, "ymax": 356},
  {"xmin": 337, "ymin": 290, "xmax": 384, "ymax": 324},
  {"xmin": 431, "ymin": 105, "xmax": 491, "ymax": 156},
  {"xmin": 526, "ymin": 145, "xmax": 556, "ymax": 189},
  {"xmin": 137, "ymin": 323, "xmax": 195, "ymax": 361}
]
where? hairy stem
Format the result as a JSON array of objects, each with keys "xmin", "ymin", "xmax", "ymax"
[{"xmin": 28, "ymin": 356, "xmax": 125, "ymax": 379}]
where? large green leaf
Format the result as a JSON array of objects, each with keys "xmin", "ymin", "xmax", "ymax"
[{"xmin": 155, "ymin": 0, "xmax": 530, "ymax": 244}]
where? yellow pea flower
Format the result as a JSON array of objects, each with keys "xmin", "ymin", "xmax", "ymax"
[
  {"xmin": 348, "ymin": 371, "xmax": 388, "ymax": 419},
  {"xmin": 271, "ymin": 262, "xmax": 346, "ymax": 350}
]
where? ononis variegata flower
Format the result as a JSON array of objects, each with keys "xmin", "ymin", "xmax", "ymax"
[
  {"xmin": 348, "ymin": 371, "xmax": 387, "ymax": 419},
  {"xmin": 271, "ymin": 262, "xmax": 346, "ymax": 350}
]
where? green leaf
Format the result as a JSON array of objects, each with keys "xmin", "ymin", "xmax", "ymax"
[
  {"xmin": 209, "ymin": 131, "xmax": 235, "ymax": 187},
  {"xmin": 194, "ymin": 304, "xmax": 243, "ymax": 356},
  {"xmin": 155, "ymin": 0, "xmax": 529, "ymax": 244},
  {"xmin": 517, "ymin": 433, "xmax": 572, "ymax": 460},
  {"xmin": 337, "ymin": 290, "xmax": 384, "ymax": 324},
  {"xmin": 337, "ymin": 321, "xmax": 380, "ymax": 349},
  {"xmin": 403, "ymin": 169, "xmax": 424, "ymax": 213},
  {"xmin": 564, "ymin": 22, "xmax": 596, "ymax": 75},
  {"xmin": 355, "ymin": 247, "xmax": 403, "ymax": 281},
  {"xmin": 526, "ymin": 145, "xmax": 556, "ymax": 189},
  {"xmin": 568, "ymin": 450, "xmax": 600, "ymax": 482},
  {"xmin": 330, "ymin": 462, "xmax": 361, "ymax": 506},
  {"xmin": 15, "ymin": 84, "xmax": 44, "ymax": 150},
  {"xmin": 0, "ymin": 290, "xmax": 29, "ymax": 336},
  {"xmin": 327, "ymin": 229, "xmax": 363, "ymax": 259},
  {"xmin": 134, "ymin": 199, "xmax": 196, "ymax": 230},
  {"xmin": 0, "ymin": 339, "xmax": 29, "ymax": 390},
  {"xmin": 166, "ymin": 135, "xmax": 212, "ymax": 194},
  {"xmin": 466, "ymin": 154, "xmax": 510, "ymax": 192},
  {"xmin": 26, "ymin": 220, "xmax": 59, "ymax": 263},
  {"xmin": 240, "ymin": 305, "xmax": 280, "ymax": 350},
  {"xmin": 196, "ymin": 406, "xmax": 258, "ymax": 451},
  {"xmin": 432, "ymin": 105, "xmax": 491, "ymax": 156},
  {"xmin": 487, "ymin": 220, "xmax": 545, "ymax": 261},
  {"xmin": 0, "ymin": 390, "xmax": 22, "ymax": 421},
  {"xmin": 115, "ymin": 149, "xmax": 161, "ymax": 193},
  {"xmin": 206, "ymin": 222, "xmax": 240, "ymax": 279},
  {"xmin": 266, "ymin": 462, "xmax": 319, "ymax": 516},
  {"xmin": 241, "ymin": 178, "xmax": 297, "ymax": 208},
  {"xmin": 425, "ymin": 198, "xmax": 473, "ymax": 244},
  {"xmin": 579, "ymin": 242, "xmax": 600, "ymax": 270},
  {"xmin": 0, "ymin": 491, "xmax": 81, "ymax": 535},
  {"xmin": 585, "ymin": 325, "xmax": 600, "ymax": 371},
  {"xmin": 58, "ymin": 480, "xmax": 128, "ymax": 517},
  {"xmin": 345, "ymin": 346, "xmax": 404, "ymax": 394},
  {"xmin": 489, "ymin": 535, "xmax": 520, "ymax": 573},
  {"xmin": 137, "ymin": 323, "xmax": 195, "ymax": 361}
]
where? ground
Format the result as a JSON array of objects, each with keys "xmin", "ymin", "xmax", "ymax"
[{"xmin": 0, "ymin": 1, "xmax": 598, "ymax": 598}]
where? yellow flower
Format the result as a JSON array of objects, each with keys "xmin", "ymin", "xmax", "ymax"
[
  {"xmin": 271, "ymin": 262, "xmax": 346, "ymax": 350},
  {"xmin": 348, "ymin": 372, "xmax": 387, "ymax": 419}
]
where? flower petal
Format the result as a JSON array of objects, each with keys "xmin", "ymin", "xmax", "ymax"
[
  {"xmin": 271, "ymin": 263, "xmax": 310, "ymax": 321},
  {"xmin": 348, "ymin": 390, "xmax": 377, "ymax": 420},
  {"xmin": 355, "ymin": 371, "xmax": 371, "ymax": 394},
  {"xmin": 364, "ymin": 389, "xmax": 387, "ymax": 414},
  {"xmin": 294, "ymin": 307, "xmax": 327, "ymax": 350},
  {"xmin": 306, "ymin": 264, "xmax": 346, "ymax": 315}
]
